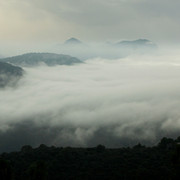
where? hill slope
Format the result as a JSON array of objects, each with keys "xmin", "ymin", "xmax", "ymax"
[
  {"xmin": 0, "ymin": 62, "xmax": 23, "ymax": 87},
  {"xmin": 0, "ymin": 53, "xmax": 82, "ymax": 67}
]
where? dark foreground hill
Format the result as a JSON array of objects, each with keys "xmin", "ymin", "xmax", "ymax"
[
  {"xmin": 0, "ymin": 53, "xmax": 82, "ymax": 67},
  {"xmin": 1, "ymin": 137, "xmax": 180, "ymax": 180},
  {"xmin": 0, "ymin": 62, "xmax": 23, "ymax": 87}
]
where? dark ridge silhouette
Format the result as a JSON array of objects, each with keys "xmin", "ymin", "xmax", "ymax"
[{"xmin": 1, "ymin": 136, "xmax": 180, "ymax": 180}]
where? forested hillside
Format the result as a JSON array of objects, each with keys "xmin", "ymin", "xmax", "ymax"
[{"xmin": 1, "ymin": 137, "xmax": 180, "ymax": 180}]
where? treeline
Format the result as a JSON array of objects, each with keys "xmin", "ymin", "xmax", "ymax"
[{"xmin": 1, "ymin": 137, "xmax": 180, "ymax": 180}]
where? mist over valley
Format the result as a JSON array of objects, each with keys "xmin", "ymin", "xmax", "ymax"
[
  {"xmin": 0, "ymin": 45, "xmax": 180, "ymax": 152},
  {"xmin": 1, "ymin": 1, "xmax": 180, "ymax": 179}
]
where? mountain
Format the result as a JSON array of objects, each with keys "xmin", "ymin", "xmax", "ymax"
[
  {"xmin": 0, "ymin": 53, "xmax": 82, "ymax": 67},
  {"xmin": 55, "ymin": 38, "xmax": 157, "ymax": 60},
  {"xmin": 0, "ymin": 62, "xmax": 23, "ymax": 87},
  {"xmin": 115, "ymin": 39, "xmax": 157, "ymax": 49},
  {"xmin": 64, "ymin": 38, "xmax": 83, "ymax": 45}
]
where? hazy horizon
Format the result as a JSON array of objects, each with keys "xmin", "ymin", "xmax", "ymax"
[{"xmin": 1, "ymin": 0, "xmax": 180, "ymax": 56}]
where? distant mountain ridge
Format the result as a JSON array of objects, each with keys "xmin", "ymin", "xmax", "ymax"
[
  {"xmin": 0, "ymin": 53, "xmax": 82, "ymax": 67},
  {"xmin": 114, "ymin": 39, "xmax": 157, "ymax": 49},
  {"xmin": 57, "ymin": 38, "xmax": 157, "ymax": 59},
  {"xmin": 0, "ymin": 62, "xmax": 23, "ymax": 87},
  {"xmin": 64, "ymin": 38, "xmax": 83, "ymax": 45},
  {"xmin": 63, "ymin": 38, "xmax": 156, "ymax": 48}
]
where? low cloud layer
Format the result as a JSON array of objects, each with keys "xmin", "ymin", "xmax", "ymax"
[{"xmin": 1, "ymin": 54, "xmax": 180, "ymax": 152}]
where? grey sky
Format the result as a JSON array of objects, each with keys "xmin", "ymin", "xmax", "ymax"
[{"xmin": 0, "ymin": 0, "xmax": 180, "ymax": 44}]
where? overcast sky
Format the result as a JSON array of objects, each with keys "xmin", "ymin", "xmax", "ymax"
[{"xmin": 0, "ymin": 0, "xmax": 180, "ymax": 44}]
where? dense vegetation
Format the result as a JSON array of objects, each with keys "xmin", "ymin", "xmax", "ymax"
[{"xmin": 0, "ymin": 137, "xmax": 180, "ymax": 180}]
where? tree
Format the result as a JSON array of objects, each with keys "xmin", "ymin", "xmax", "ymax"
[
  {"xmin": 0, "ymin": 159, "xmax": 13, "ymax": 180},
  {"xmin": 28, "ymin": 161, "xmax": 48, "ymax": 180}
]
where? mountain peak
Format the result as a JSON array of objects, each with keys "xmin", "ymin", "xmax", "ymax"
[{"xmin": 64, "ymin": 38, "xmax": 82, "ymax": 45}]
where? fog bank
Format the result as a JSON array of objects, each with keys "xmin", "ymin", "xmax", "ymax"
[{"xmin": 1, "ymin": 54, "xmax": 180, "ymax": 151}]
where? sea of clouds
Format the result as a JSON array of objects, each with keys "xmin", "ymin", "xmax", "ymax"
[{"xmin": 1, "ymin": 52, "xmax": 180, "ymax": 151}]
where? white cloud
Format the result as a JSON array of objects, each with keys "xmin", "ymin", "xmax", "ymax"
[{"xmin": 1, "ymin": 53, "xmax": 180, "ymax": 150}]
